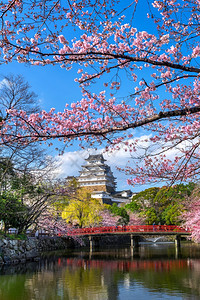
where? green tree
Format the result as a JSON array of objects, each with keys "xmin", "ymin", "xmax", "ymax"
[
  {"xmin": 131, "ymin": 188, "xmax": 160, "ymax": 209},
  {"xmin": 0, "ymin": 192, "xmax": 27, "ymax": 233},
  {"xmin": 0, "ymin": 75, "xmax": 61, "ymax": 234},
  {"xmin": 127, "ymin": 184, "xmax": 195, "ymax": 225},
  {"xmin": 142, "ymin": 207, "xmax": 159, "ymax": 225},
  {"xmin": 0, "ymin": 157, "xmax": 15, "ymax": 193},
  {"xmin": 125, "ymin": 200, "xmax": 141, "ymax": 212},
  {"xmin": 0, "ymin": 156, "xmax": 59, "ymax": 233},
  {"xmin": 161, "ymin": 204, "xmax": 185, "ymax": 225}
]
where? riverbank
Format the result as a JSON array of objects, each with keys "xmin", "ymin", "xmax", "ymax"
[
  {"xmin": 0, "ymin": 234, "xmax": 138, "ymax": 265},
  {"xmin": 0, "ymin": 237, "xmax": 74, "ymax": 265},
  {"xmin": 0, "ymin": 234, "xmax": 188, "ymax": 265}
]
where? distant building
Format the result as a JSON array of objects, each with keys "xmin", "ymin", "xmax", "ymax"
[
  {"xmin": 77, "ymin": 154, "xmax": 116, "ymax": 193},
  {"xmin": 91, "ymin": 190, "xmax": 133, "ymax": 205},
  {"xmin": 76, "ymin": 154, "xmax": 133, "ymax": 205}
]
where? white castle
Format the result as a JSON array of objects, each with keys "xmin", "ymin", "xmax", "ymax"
[
  {"xmin": 75, "ymin": 154, "xmax": 133, "ymax": 205},
  {"xmin": 77, "ymin": 154, "xmax": 116, "ymax": 193}
]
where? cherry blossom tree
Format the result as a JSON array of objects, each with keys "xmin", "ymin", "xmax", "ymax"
[
  {"xmin": 99, "ymin": 208, "xmax": 144, "ymax": 226},
  {"xmin": 37, "ymin": 209, "xmax": 73, "ymax": 236},
  {"xmin": 99, "ymin": 209, "xmax": 119, "ymax": 226},
  {"xmin": 128, "ymin": 212, "xmax": 145, "ymax": 225},
  {"xmin": 36, "ymin": 209, "xmax": 84, "ymax": 244},
  {"xmin": 0, "ymin": 0, "xmax": 200, "ymax": 187},
  {"xmin": 182, "ymin": 192, "xmax": 200, "ymax": 243}
]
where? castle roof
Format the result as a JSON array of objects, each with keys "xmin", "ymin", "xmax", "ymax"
[{"xmin": 85, "ymin": 154, "xmax": 106, "ymax": 161}]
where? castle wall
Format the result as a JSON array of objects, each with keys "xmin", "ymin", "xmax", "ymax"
[
  {"xmin": 82, "ymin": 185, "xmax": 108, "ymax": 192},
  {"xmin": 77, "ymin": 154, "xmax": 116, "ymax": 196}
]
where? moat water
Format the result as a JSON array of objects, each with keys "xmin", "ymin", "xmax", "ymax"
[{"xmin": 0, "ymin": 242, "xmax": 200, "ymax": 300}]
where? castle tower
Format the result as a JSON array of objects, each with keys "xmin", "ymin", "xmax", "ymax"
[{"xmin": 77, "ymin": 154, "xmax": 116, "ymax": 193}]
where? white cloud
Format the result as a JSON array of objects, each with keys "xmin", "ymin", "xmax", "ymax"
[
  {"xmin": 53, "ymin": 148, "xmax": 98, "ymax": 178},
  {"xmin": 0, "ymin": 78, "xmax": 8, "ymax": 89},
  {"xmin": 52, "ymin": 134, "xmax": 194, "ymax": 192},
  {"xmin": 53, "ymin": 135, "xmax": 153, "ymax": 191}
]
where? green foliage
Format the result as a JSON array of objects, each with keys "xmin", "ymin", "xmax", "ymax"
[
  {"xmin": 154, "ymin": 183, "xmax": 195, "ymax": 204},
  {"xmin": 11, "ymin": 175, "xmax": 34, "ymax": 193},
  {"xmin": 68, "ymin": 177, "xmax": 79, "ymax": 189},
  {"xmin": 127, "ymin": 183, "xmax": 195, "ymax": 225},
  {"xmin": 0, "ymin": 158, "xmax": 14, "ymax": 176},
  {"xmin": 14, "ymin": 233, "xmax": 27, "ymax": 240},
  {"xmin": 161, "ymin": 204, "xmax": 185, "ymax": 225},
  {"xmin": 142, "ymin": 207, "xmax": 159, "ymax": 225},
  {"xmin": 0, "ymin": 192, "xmax": 27, "ymax": 232},
  {"xmin": 132, "ymin": 187, "xmax": 160, "ymax": 203},
  {"xmin": 108, "ymin": 203, "xmax": 129, "ymax": 225},
  {"xmin": 0, "ymin": 233, "xmax": 27, "ymax": 240},
  {"xmin": 0, "ymin": 157, "xmax": 15, "ymax": 192},
  {"xmin": 125, "ymin": 200, "xmax": 141, "ymax": 212},
  {"xmin": 0, "ymin": 157, "xmax": 43, "ymax": 199}
]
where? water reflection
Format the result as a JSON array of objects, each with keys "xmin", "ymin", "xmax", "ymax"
[{"xmin": 0, "ymin": 243, "xmax": 200, "ymax": 300}]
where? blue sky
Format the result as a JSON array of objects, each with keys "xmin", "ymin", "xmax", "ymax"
[
  {"xmin": 0, "ymin": 67, "xmax": 155, "ymax": 192},
  {"xmin": 0, "ymin": 1, "xmax": 166, "ymax": 192}
]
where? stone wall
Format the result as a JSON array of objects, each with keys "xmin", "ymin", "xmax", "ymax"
[
  {"xmin": 82, "ymin": 185, "xmax": 107, "ymax": 193},
  {"xmin": 0, "ymin": 238, "xmax": 39, "ymax": 265},
  {"xmin": 0, "ymin": 237, "xmax": 74, "ymax": 265},
  {"xmin": 0, "ymin": 235, "xmax": 158, "ymax": 266},
  {"xmin": 38, "ymin": 236, "xmax": 74, "ymax": 252}
]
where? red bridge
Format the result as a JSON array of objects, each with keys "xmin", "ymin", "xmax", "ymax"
[
  {"xmin": 67, "ymin": 225, "xmax": 190, "ymax": 253},
  {"xmin": 68, "ymin": 225, "xmax": 190, "ymax": 237},
  {"xmin": 65, "ymin": 225, "xmax": 191, "ymax": 255}
]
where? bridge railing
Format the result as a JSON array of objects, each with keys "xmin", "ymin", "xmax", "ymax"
[{"xmin": 68, "ymin": 225, "xmax": 189, "ymax": 236}]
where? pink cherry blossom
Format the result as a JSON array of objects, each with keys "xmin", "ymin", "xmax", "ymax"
[{"xmin": 0, "ymin": 0, "xmax": 200, "ymax": 191}]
